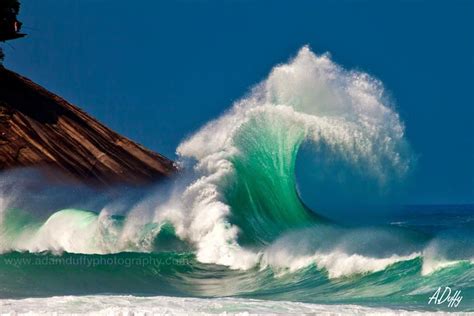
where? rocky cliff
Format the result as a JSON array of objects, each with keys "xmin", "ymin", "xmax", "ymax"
[{"xmin": 0, "ymin": 66, "xmax": 176, "ymax": 185}]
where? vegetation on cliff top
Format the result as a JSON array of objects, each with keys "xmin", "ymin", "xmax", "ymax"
[{"xmin": 0, "ymin": 0, "xmax": 22, "ymax": 63}]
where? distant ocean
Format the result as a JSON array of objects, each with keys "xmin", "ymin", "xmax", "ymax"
[{"xmin": 1, "ymin": 47, "xmax": 472, "ymax": 315}]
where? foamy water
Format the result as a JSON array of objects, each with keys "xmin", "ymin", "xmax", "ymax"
[{"xmin": 0, "ymin": 295, "xmax": 459, "ymax": 316}]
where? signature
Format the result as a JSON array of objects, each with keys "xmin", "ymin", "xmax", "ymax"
[{"xmin": 428, "ymin": 287, "xmax": 463, "ymax": 308}]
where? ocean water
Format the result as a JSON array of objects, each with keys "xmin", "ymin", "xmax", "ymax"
[
  {"xmin": 1, "ymin": 295, "xmax": 471, "ymax": 315},
  {"xmin": 0, "ymin": 47, "xmax": 472, "ymax": 314}
]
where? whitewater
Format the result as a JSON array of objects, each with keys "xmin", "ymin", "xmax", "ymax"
[{"xmin": 0, "ymin": 46, "xmax": 473, "ymax": 314}]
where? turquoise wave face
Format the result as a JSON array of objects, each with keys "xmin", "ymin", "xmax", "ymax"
[
  {"xmin": 226, "ymin": 113, "xmax": 318, "ymax": 245},
  {"xmin": 0, "ymin": 47, "xmax": 472, "ymax": 311}
]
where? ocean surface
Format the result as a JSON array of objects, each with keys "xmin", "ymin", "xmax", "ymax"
[{"xmin": 0, "ymin": 47, "xmax": 472, "ymax": 314}]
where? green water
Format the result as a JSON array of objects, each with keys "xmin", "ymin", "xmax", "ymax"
[{"xmin": 0, "ymin": 47, "xmax": 472, "ymax": 312}]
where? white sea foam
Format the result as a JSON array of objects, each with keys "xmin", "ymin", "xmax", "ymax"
[
  {"xmin": 263, "ymin": 249, "xmax": 419, "ymax": 279},
  {"xmin": 419, "ymin": 231, "xmax": 474, "ymax": 275},
  {"xmin": 421, "ymin": 257, "xmax": 463, "ymax": 276},
  {"xmin": 175, "ymin": 46, "xmax": 410, "ymax": 269},
  {"xmin": 0, "ymin": 295, "xmax": 457, "ymax": 316},
  {"xmin": 261, "ymin": 226, "xmax": 421, "ymax": 278},
  {"xmin": 0, "ymin": 46, "xmax": 412, "ymax": 275}
]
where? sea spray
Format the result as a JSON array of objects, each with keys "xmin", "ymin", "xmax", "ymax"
[
  {"xmin": 0, "ymin": 47, "xmax": 472, "ymax": 311},
  {"xmin": 177, "ymin": 46, "xmax": 411, "ymax": 262},
  {"xmin": 1, "ymin": 46, "xmax": 413, "ymax": 267}
]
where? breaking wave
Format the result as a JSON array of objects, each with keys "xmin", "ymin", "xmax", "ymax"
[{"xmin": 0, "ymin": 46, "xmax": 472, "ymax": 311}]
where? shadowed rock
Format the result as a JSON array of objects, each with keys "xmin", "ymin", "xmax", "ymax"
[{"xmin": 0, "ymin": 66, "xmax": 176, "ymax": 186}]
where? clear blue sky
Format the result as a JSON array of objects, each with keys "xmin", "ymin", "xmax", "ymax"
[{"xmin": 4, "ymin": 0, "xmax": 473, "ymax": 204}]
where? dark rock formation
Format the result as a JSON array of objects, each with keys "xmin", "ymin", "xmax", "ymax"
[{"xmin": 0, "ymin": 66, "xmax": 176, "ymax": 185}]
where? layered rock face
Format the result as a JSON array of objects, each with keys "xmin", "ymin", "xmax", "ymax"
[{"xmin": 0, "ymin": 66, "xmax": 176, "ymax": 185}]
